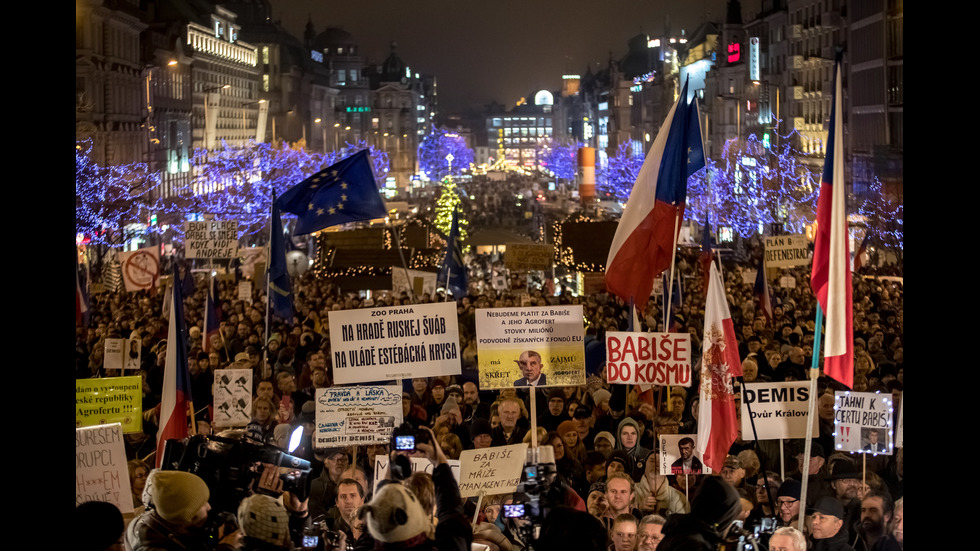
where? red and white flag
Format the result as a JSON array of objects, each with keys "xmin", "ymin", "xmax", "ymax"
[
  {"xmin": 156, "ymin": 268, "xmax": 194, "ymax": 467},
  {"xmin": 810, "ymin": 57, "xmax": 853, "ymax": 389},
  {"xmin": 697, "ymin": 262, "xmax": 742, "ymax": 472}
]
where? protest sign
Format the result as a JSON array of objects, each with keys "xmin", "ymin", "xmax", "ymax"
[
  {"xmin": 458, "ymin": 444, "xmax": 528, "ymax": 498},
  {"xmin": 103, "ymin": 338, "xmax": 124, "ymax": 372},
  {"xmin": 373, "ymin": 455, "xmax": 461, "ymax": 494},
  {"xmin": 76, "ymin": 423, "xmax": 133, "ymax": 513},
  {"xmin": 605, "ymin": 332, "xmax": 692, "ymax": 387},
  {"xmin": 240, "ymin": 247, "xmax": 266, "ymax": 279},
  {"xmin": 834, "ymin": 391, "xmax": 894, "ymax": 455},
  {"xmin": 764, "ymin": 234, "xmax": 809, "ymax": 268},
  {"xmin": 659, "ymin": 434, "xmax": 711, "ymax": 475},
  {"xmin": 124, "ymin": 338, "xmax": 142, "ymax": 371},
  {"xmin": 392, "ymin": 267, "xmax": 437, "ymax": 298},
  {"xmin": 315, "ymin": 384, "xmax": 403, "ymax": 447},
  {"xmin": 120, "ymin": 245, "xmax": 160, "ymax": 292},
  {"xmin": 238, "ymin": 281, "xmax": 252, "ymax": 304},
  {"xmin": 328, "ymin": 302, "xmax": 460, "ymax": 384},
  {"xmin": 213, "ymin": 369, "xmax": 252, "ymax": 428},
  {"xmin": 740, "ymin": 382, "xmax": 818, "ymax": 440},
  {"xmin": 779, "ymin": 275, "xmax": 797, "ymax": 289},
  {"xmin": 741, "ymin": 269, "xmax": 757, "ymax": 285},
  {"xmin": 504, "ymin": 243, "xmax": 553, "ymax": 271},
  {"xmin": 76, "ymin": 376, "xmax": 142, "ymax": 433},
  {"xmin": 184, "ymin": 220, "xmax": 238, "ymax": 259},
  {"xmin": 475, "ymin": 305, "xmax": 585, "ymax": 390}
]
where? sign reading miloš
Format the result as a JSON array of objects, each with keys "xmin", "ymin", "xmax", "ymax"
[
  {"xmin": 328, "ymin": 302, "xmax": 460, "ymax": 384},
  {"xmin": 475, "ymin": 305, "xmax": 585, "ymax": 389},
  {"xmin": 76, "ymin": 376, "xmax": 142, "ymax": 433},
  {"xmin": 834, "ymin": 391, "xmax": 893, "ymax": 455},
  {"xmin": 764, "ymin": 234, "xmax": 809, "ymax": 268},
  {"xmin": 605, "ymin": 332, "xmax": 692, "ymax": 387},
  {"xmin": 185, "ymin": 220, "xmax": 239, "ymax": 259},
  {"xmin": 740, "ymin": 382, "xmax": 818, "ymax": 440}
]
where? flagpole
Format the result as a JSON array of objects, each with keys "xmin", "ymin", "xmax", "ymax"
[
  {"xmin": 798, "ymin": 305, "xmax": 823, "ymax": 532},
  {"xmin": 389, "ymin": 220, "xmax": 417, "ymax": 304},
  {"xmin": 664, "ymin": 210, "xmax": 682, "ymax": 327},
  {"xmin": 264, "ymin": 194, "xmax": 274, "ymax": 378}
]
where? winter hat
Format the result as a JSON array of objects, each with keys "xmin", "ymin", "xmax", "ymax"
[
  {"xmin": 470, "ymin": 418, "xmax": 493, "ymax": 440},
  {"xmin": 557, "ymin": 420, "xmax": 577, "ymax": 438},
  {"xmin": 592, "ymin": 389, "xmax": 611, "ymax": 406},
  {"xmin": 238, "ymin": 494, "xmax": 289, "ymax": 545},
  {"xmin": 441, "ymin": 395, "xmax": 460, "ymax": 415},
  {"xmin": 365, "ymin": 481, "xmax": 432, "ymax": 543},
  {"xmin": 594, "ymin": 431, "xmax": 615, "ymax": 447},
  {"xmin": 145, "ymin": 470, "xmax": 210, "ymax": 524}
]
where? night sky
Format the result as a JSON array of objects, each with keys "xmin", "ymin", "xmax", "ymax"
[{"xmin": 268, "ymin": 0, "xmax": 741, "ymax": 113}]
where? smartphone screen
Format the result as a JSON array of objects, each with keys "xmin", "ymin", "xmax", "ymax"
[{"xmin": 395, "ymin": 435, "xmax": 415, "ymax": 450}]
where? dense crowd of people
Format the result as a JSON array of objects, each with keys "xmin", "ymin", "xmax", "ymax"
[{"xmin": 76, "ymin": 230, "xmax": 903, "ymax": 551}]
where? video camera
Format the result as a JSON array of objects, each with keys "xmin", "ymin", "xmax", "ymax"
[
  {"xmin": 504, "ymin": 445, "xmax": 560, "ymax": 549},
  {"xmin": 161, "ymin": 433, "xmax": 313, "ymax": 514},
  {"xmin": 717, "ymin": 517, "xmax": 778, "ymax": 551}
]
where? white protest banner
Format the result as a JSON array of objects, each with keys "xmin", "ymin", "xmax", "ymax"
[
  {"xmin": 659, "ymin": 434, "xmax": 711, "ymax": 476},
  {"xmin": 458, "ymin": 444, "xmax": 528, "ymax": 498},
  {"xmin": 895, "ymin": 394, "xmax": 903, "ymax": 448},
  {"xmin": 185, "ymin": 220, "xmax": 239, "ymax": 259},
  {"xmin": 213, "ymin": 369, "xmax": 252, "ymax": 428},
  {"xmin": 740, "ymin": 382, "xmax": 818, "ymax": 440},
  {"xmin": 605, "ymin": 332, "xmax": 692, "ymax": 387},
  {"xmin": 741, "ymin": 269, "xmax": 757, "ymax": 285},
  {"xmin": 315, "ymin": 384, "xmax": 403, "ymax": 447},
  {"xmin": 238, "ymin": 281, "xmax": 252, "ymax": 304},
  {"xmin": 76, "ymin": 423, "xmax": 133, "ymax": 513},
  {"xmin": 119, "ymin": 245, "xmax": 160, "ymax": 292},
  {"xmin": 373, "ymin": 455, "xmax": 461, "ymax": 494},
  {"xmin": 104, "ymin": 338, "xmax": 124, "ymax": 372},
  {"xmin": 779, "ymin": 275, "xmax": 797, "ymax": 289},
  {"xmin": 834, "ymin": 391, "xmax": 894, "ymax": 455},
  {"xmin": 328, "ymin": 303, "xmax": 460, "ymax": 384},
  {"xmin": 475, "ymin": 306, "xmax": 585, "ymax": 390},
  {"xmin": 391, "ymin": 267, "xmax": 437, "ymax": 298},
  {"xmin": 504, "ymin": 243, "xmax": 553, "ymax": 271},
  {"xmin": 764, "ymin": 234, "xmax": 809, "ymax": 268}
]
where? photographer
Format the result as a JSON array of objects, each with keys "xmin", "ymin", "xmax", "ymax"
[
  {"xmin": 126, "ymin": 470, "xmax": 244, "ymax": 551},
  {"xmin": 362, "ymin": 425, "xmax": 471, "ymax": 551}
]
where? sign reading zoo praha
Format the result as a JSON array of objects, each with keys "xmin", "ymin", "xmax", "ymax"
[
  {"xmin": 458, "ymin": 443, "xmax": 528, "ymax": 498},
  {"xmin": 834, "ymin": 391, "xmax": 894, "ymax": 455},
  {"xmin": 184, "ymin": 220, "xmax": 238, "ymax": 259},
  {"xmin": 605, "ymin": 332, "xmax": 692, "ymax": 387},
  {"xmin": 314, "ymin": 384, "xmax": 403, "ymax": 448},
  {"xmin": 76, "ymin": 423, "xmax": 133, "ymax": 513},
  {"xmin": 740, "ymin": 382, "xmax": 818, "ymax": 440},
  {"xmin": 764, "ymin": 234, "xmax": 809, "ymax": 269},
  {"xmin": 328, "ymin": 302, "xmax": 460, "ymax": 384},
  {"xmin": 76, "ymin": 376, "xmax": 142, "ymax": 433},
  {"xmin": 475, "ymin": 305, "xmax": 585, "ymax": 390}
]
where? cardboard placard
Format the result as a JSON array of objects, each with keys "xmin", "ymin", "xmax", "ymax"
[
  {"xmin": 213, "ymin": 369, "xmax": 252, "ymax": 428},
  {"xmin": 660, "ymin": 434, "xmax": 711, "ymax": 475},
  {"xmin": 328, "ymin": 302, "xmax": 461, "ymax": 384},
  {"xmin": 76, "ymin": 376, "xmax": 143, "ymax": 433},
  {"xmin": 475, "ymin": 306, "xmax": 585, "ymax": 389},
  {"xmin": 764, "ymin": 234, "xmax": 809, "ymax": 268},
  {"xmin": 605, "ymin": 332, "xmax": 692, "ymax": 387},
  {"xmin": 504, "ymin": 243, "xmax": 553, "ymax": 271},
  {"xmin": 76, "ymin": 423, "xmax": 133, "ymax": 513},
  {"xmin": 372, "ymin": 455, "xmax": 461, "ymax": 494},
  {"xmin": 185, "ymin": 220, "xmax": 238, "ymax": 259},
  {"xmin": 834, "ymin": 391, "xmax": 894, "ymax": 455},
  {"xmin": 458, "ymin": 444, "xmax": 528, "ymax": 498},
  {"xmin": 314, "ymin": 385, "xmax": 403, "ymax": 447},
  {"xmin": 740, "ymin": 382, "xmax": 818, "ymax": 440}
]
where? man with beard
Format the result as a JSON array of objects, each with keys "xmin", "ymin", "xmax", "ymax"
[
  {"xmin": 827, "ymin": 461, "xmax": 867, "ymax": 541},
  {"xmin": 850, "ymin": 492, "xmax": 900, "ymax": 551}
]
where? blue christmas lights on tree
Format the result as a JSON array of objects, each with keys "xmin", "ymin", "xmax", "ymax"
[{"xmin": 418, "ymin": 128, "xmax": 474, "ymax": 181}]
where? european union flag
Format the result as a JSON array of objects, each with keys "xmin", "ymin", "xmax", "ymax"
[
  {"xmin": 276, "ymin": 150, "xmax": 387, "ymax": 235},
  {"xmin": 269, "ymin": 199, "xmax": 293, "ymax": 321},
  {"xmin": 438, "ymin": 208, "xmax": 468, "ymax": 299}
]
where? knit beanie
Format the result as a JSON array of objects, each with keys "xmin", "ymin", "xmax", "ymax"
[
  {"xmin": 238, "ymin": 494, "xmax": 289, "ymax": 545},
  {"xmin": 145, "ymin": 470, "xmax": 210, "ymax": 524},
  {"xmin": 557, "ymin": 420, "xmax": 577, "ymax": 438}
]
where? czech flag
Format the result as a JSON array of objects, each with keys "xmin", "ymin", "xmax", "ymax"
[
  {"xmin": 605, "ymin": 79, "xmax": 705, "ymax": 309},
  {"xmin": 156, "ymin": 265, "xmax": 194, "ymax": 467},
  {"xmin": 810, "ymin": 55, "xmax": 853, "ymax": 389}
]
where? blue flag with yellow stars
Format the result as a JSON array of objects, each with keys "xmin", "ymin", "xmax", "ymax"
[
  {"xmin": 438, "ymin": 208, "xmax": 468, "ymax": 299},
  {"xmin": 276, "ymin": 149, "xmax": 387, "ymax": 235}
]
